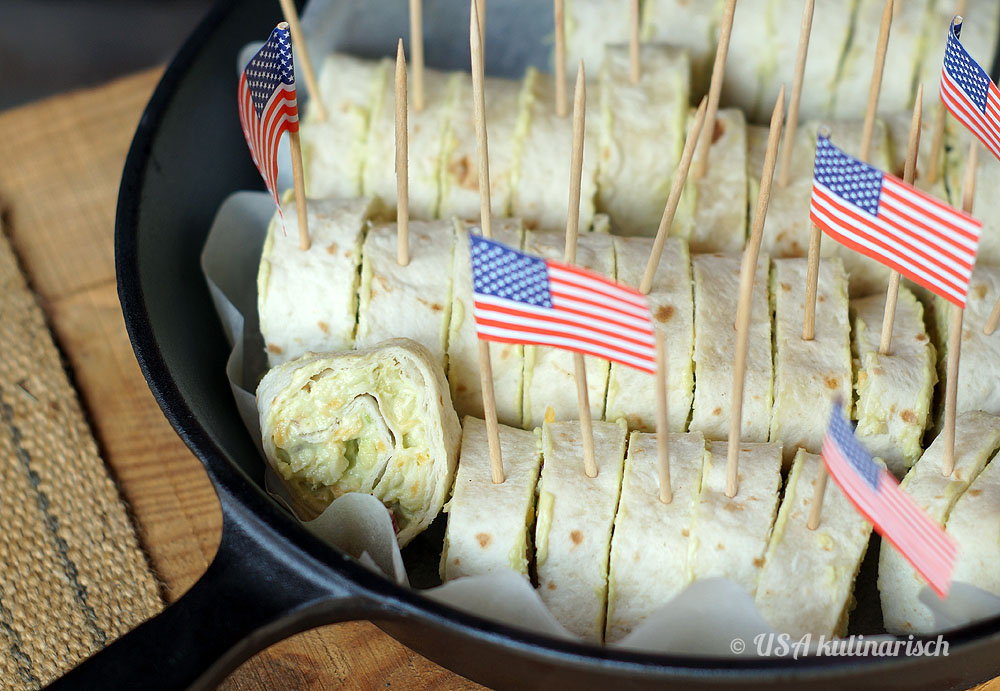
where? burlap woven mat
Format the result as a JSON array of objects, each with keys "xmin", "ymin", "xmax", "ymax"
[{"xmin": 0, "ymin": 223, "xmax": 162, "ymax": 689}]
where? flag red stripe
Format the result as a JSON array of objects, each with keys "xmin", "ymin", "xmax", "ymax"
[
  {"xmin": 813, "ymin": 184, "xmax": 973, "ymax": 279},
  {"xmin": 941, "ymin": 73, "xmax": 1000, "ymax": 160},
  {"xmin": 547, "ymin": 263, "xmax": 650, "ymax": 310},
  {"xmin": 472, "ymin": 310, "xmax": 655, "ymax": 358},
  {"xmin": 473, "ymin": 301, "xmax": 655, "ymax": 349},
  {"xmin": 811, "ymin": 186, "xmax": 968, "ymax": 296},
  {"xmin": 475, "ymin": 329, "xmax": 656, "ymax": 373},
  {"xmin": 813, "ymin": 210, "xmax": 966, "ymax": 307},
  {"xmin": 549, "ymin": 291, "xmax": 656, "ymax": 332}
]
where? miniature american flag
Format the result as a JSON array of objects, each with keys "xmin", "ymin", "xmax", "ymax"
[
  {"xmin": 809, "ymin": 134, "xmax": 982, "ymax": 308},
  {"xmin": 822, "ymin": 400, "xmax": 957, "ymax": 598},
  {"xmin": 941, "ymin": 16, "xmax": 1000, "ymax": 163},
  {"xmin": 469, "ymin": 235, "xmax": 656, "ymax": 373},
  {"xmin": 238, "ymin": 23, "xmax": 299, "ymax": 213}
]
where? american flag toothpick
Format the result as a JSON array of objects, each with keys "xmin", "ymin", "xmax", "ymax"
[{"xmin": 238, "ymin": 22, "xmax": 310, "ymax": 249}]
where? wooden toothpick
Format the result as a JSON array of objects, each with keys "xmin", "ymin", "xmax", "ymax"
[
  {"xmin": 395, "ymin": 39, "xmax": 409, "ymax": 266},
  {"xmin": 640, "ymin": 97, "xmax": 708, "ymax": 295},
  {"xmin": 927, "ymin": 3, "xmax": 966, "ymax": 184},
  {"xmin": 778, "ymin": 0, "xmax": 814, "ymax": 188},
  {"xmin": 554, "ymin": 0, "xmax": 568, "ymax": 118},
  {"xmin": 802, "ymin": 220, "xmax": 821, "ymax": 341},
  {"xmin": 655, "ymin": 329, "xmax": 672, "ymax": 504},
  {"xmin": 409, "ymin": 0, "xmax": 425, "ymax": 112},
  {"xmin": 859, "ymin": 0, "xmax": 893, "ymax": 163},
  {"xmin": 695, "ymin": 0, "xmax": 737, "ymax": 179},
  {"xmin": 807, "ymin": 462, "xmax": 829, "ymax": 530},
  {"xmin": 726, "ymin": 85, "xmax": 785, "ymax": 499},
  {"xmin": 985, "ymin": 291, "xmax": 1000, "ymax": 335},
  {"xmin": 470, "ymin": 0, "xmax": 504, "ymax": 483},
  {"xmin": 943, "ymin": 141, "xmax": 978, "ymax": 477},
  {"xmin": 289, "ymin": 128, "xmax": 310, "ymax": 250},
  {"xmin": 629, "ymin": 0, "xmax": 641, "ymax": 84},
  {"xmin": 564, "ymin": 64, "xmax": 597, "ymax": 479},
  {"xmin": 879, "ymin": 85, "xmax": 922, "ymax": 354},
  {"xmin": 278, "ymin": 0, "xmax": 326, "ymax": 122}
]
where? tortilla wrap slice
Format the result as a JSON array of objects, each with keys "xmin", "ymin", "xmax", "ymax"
[
  {"xmin": 256, "ymin": 339, "xmax": 462, "ymax": 546},
  {"xmin": 933, "ymin": 265, "xmax": 1000, "ymax": 420},
  {"xmin": 946, "ymin": 454, "xmax": 1000, "ymax": 599},
  {"xmin": 563, "ymin": 0, "xmax": 632, "ymax": 85},
  {"xmin": 439, "ymin": 75, "xmax": 524, "ymax": 220},
  {"xmin": 831, "ymin": 0, "xmax": 929, "ymax": 119},
  {"xmin": 755, "ymin": 449, "xmax": 877, "ymax": 638},
  {"xmin": 641, "ymin": 0, "xmax": 721, "ymax": 96},
  {"xmin": 447, "ymin": 218, "xmax": 524, "ymax": 426},
  {"xmin": 769, "ymin": 258, "xmax": 853, "ymax": 465},
  {"xmin": 690, "ymin": 253, "xmax": 773, "ymax": 442},
  {"xmin": 535, "ymin": 419, "xmax": 628, "ymax": 643},
  {"xmin": 852, "ymin": 286, "xmax": 936, "ymax": 477},
  {"xmin": 951, "ymin": 133, "xmax": 1000, "ymax": 266},
  {"xmin": 720, "ymin": 0, "xmax": 769, "ymax": 122},
  {"xmin": 605, "ymin": 431, "xmax": 707, "ymax": 643},
  {"xmin": 512, "ymin": 67, "xmax": 600, "ymax": 234},
  {"xmin": 521, "ymin": 229, "xmax": 615, "ymax": 429},
  {"xmin": 300, "ymin": 54, "xmax": 389, "ymax": 199},
  {"xmin": 761, "ymin": 0, "xmax": 855, "ymax": 121},
  {"xmin": 682, "ymin": 108, "xmax": 748, "ymax": 253},
  {"xmin": 596, "ymin": 44, "xmax": 689, "ymax": 237},
  {"xmin": 356, "ymin": 220, "xmax": 455, "ymax": 366},
  {"xmin": 440, "ymin": 416, "xmax": 542, "ymax": 581},
  {"xmin": 687, "ymin": 441, "xmax": 783, "ymax": 597},
  {"xmin": 884, "ymin": 110, "xmax": 953, "ymax": 227},
  {"xmin": 605, "ymin": 236, "xmax": 693, "ymax": 432},
  {"xmin": 878, "ymin": 411, "xmax": 1000, "ymax": 633},
  {"xmin": 257, "ymin": 195, "xmax": 380, "ymax": 367},
  {"xmin": 749, "ymin": 119, "xmax": 893, "ymax": 296},
  {"xmin": 362, "ymin": 65, "xmax": 459, "ymax": 220}
]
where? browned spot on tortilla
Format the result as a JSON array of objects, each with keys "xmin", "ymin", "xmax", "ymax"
[
  {"xmin": 753, "ymin": 557, "xmax": 764, "ymax": 567},
  {"xmin": 901, "ymin": 410, "xmax": 917, "ymax": 424},
  {"xmin": 571, "ymin": 530, "xmax": 584, "ymax": 546},
  {"xmin": 822, "ymin": 542, "xmax": 833, "ymax": 552},
  {"xmin": 449, "ymin": 155, "xmax": 479, "ymax": 191},
  {"xmin": 916, "ymin": 333, "xmax": 927, "ymax": 342},
  {"xmin": 267, "ymin": 344, "xmax": 283, "ymax": 355},
  {"xmin": 724, "ymin": 502, "xmax": 740, "ymax": 512},
  {"xmin": 818, "ymin": 295, "xmax": 825, "ymax": 303},
  {"xmin": 453, "ymin": 558, "xmax": 461, "ymax": 566},
  {"xmin": 548, "ymin": 582, "xmax": 557, "ymax": 590},
  {"xmin": 326, "ymin": 242, "xmax": 339, "ymax": 255},
  {"xmin": 712, "ymin": 407, "xmax": 722, "ymax": 416},
  {"xmin": 873, "ymin": 367, "xmax": 884, "ymax": 377},
  {"xmin": 431, "ymin": 302, "xmax": 443, "ymax": 312},
  {"xmin": 525, "ymin": 219, "xmax": 539, "ymax": 230},
  {"xmin": 456, "ymin": 383, "xmax": 467, "ymax": 394},
  {"xmin": 655, "ymin": 305, "xmax": 675, "ymax": 323},
  {"xmin": 634, "ymin": 551, "xmax": 641, "ymax": 562},
  {"xmin": 781, "ymin": 282, "xmax": 792, "ymax": 292},
  {"xmin": 975, "ymin": 283, "xmax": 988, "ymax": 300},
  {"xmin": 712, "ymin": 119, "xmax": 726, "ymax": 144},
  {"xmin": 318, "ymin": 321, "xmax": 330, "ymax": 334},
  {"xmin": 476, "ymin": 533, "xmax": 492, "ymax": 548},
  {"xmin": 716, "ymin": 543, "xmax": 725, "ymax": 551},
  {"xmin": 681, "ymin": 528, "xmax": 690, "ymax": 537},
  {"xmin": 825, "ymin": 376, "xmax": 839, "ymax": 390}
]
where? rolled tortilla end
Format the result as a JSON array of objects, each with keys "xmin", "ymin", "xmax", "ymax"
[{"xmin": 256, "ymin": 338, "xmax": 462, "ymax": 546}]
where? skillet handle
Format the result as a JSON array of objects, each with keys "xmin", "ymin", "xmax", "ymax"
[{"xmin": 49, "ymin": 500, "xmax": 381, "ymax": 690}]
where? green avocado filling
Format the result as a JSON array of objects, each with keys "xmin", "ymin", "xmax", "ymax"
[{"xmin": 270, "ymin": 361, "xmax": 432, "ymax": 529}]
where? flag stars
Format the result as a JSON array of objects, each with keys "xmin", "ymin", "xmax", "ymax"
[{"xmin": 470, "ymin": 236, "xmax": 553, "ymax": 308}]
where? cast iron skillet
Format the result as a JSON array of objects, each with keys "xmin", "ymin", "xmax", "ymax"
[{"xmin": 50, "ymin": 0, "xmax": 1000, "ymax": 688}]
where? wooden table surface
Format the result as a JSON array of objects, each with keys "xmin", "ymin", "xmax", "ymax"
[{"xmin": 0, "ymin": 68, "xmax": 998, "ymax": 691}]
